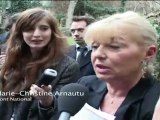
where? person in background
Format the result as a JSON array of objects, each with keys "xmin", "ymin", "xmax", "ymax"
[
  {"xmin": 76, "ymin": 11, "xmax": 160, "ymax": 120},
  {"xmin": 0, "ymin": 13, "xmax": 20, "ymax": 45},
  {"xmin": 152, "ymin": 97, "xmax": 160, "ymax": 120},
  {"xmin": 0, "ymin": 13, "xmax": 20, "ymax": 66},
  {"xmin": 67, "ymin": 16, "xmax": 95, "ymax": 77},
  {"xmin": 0, "ymin": 8, "xmax": 80, "ymax": 120},
  {"xmin": 0, "ymin": 32, "xmax": 8, "ymax": 44}
]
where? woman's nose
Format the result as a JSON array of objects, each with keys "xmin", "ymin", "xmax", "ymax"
[
  {"xmin": 93, "ymin": 47, "xmax": 106, "ymax": 59},
  {"xmin": 33, "ymin": 28, "xmax": 40, "ymax": 37}
]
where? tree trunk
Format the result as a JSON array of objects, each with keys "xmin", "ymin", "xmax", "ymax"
[{"xmin": 65, "ymin": 0, "xmax": 78, "ymax": 28}]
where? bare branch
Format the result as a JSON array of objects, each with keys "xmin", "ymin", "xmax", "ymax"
[{"xmin": 146, "ymin": 11, "xmax": 160, "ymax": 18}]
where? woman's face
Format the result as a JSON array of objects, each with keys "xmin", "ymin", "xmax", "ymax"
[
  {"xmin": 22, "ymin": 18, "xmax": 52, "ymax": 53},
  {"xmin": 91, "ymin": 29, "xmax": 146, "ymax": 81}
]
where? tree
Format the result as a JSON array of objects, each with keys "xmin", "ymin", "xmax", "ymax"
[
  {"xmin": 73, "ymin": 0, "xmax": 124, "ymax": 18},
  {"xmin": 119, "ymin": 0, "xmax": 127, "ymax": 12},
  {"xmin": 6, "ymin": 0, "xmax": 42, "ymax": 14},
  {"xmin": 65, "ymin": 0, "xmax": 78, "ymax": 28}
]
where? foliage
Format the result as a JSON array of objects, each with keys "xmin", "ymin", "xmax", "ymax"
[
  {"xmin": 6, "ymin": 0, "xmax": 42, "ymax": 14},
  {"xmin": 73, "ymin": 0, "xmax": 124, "ymax": 18},
  {"xmin": 0, "ymin": 1, "xmax": 8, "ymax": 11},
  {"xmin": 60, "ymin": 27, "xmax": 71, "ymax": 36},
  {"xmin": 56, "ymin": 13, "xmax": 65, "ymax": 26},
  {"xmin": 67, "ymin": 37, "xmax": 75, "ymax": 45},
  {"xmin": 150, "ymin": 19, "xmax": 160, "ymax": 79},
  {"xmin": 119, "ymin": 0, "xmax": 127, "ymax": 12},
  {"xmin": 73, "ymin": 0, "xmax": 129, "ymax": 18}
]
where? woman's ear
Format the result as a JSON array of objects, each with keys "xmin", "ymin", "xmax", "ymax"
[{"xmin": 144, "ymin": 45, "xmax": 157, "ymax": 60}]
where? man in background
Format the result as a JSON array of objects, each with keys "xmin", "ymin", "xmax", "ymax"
[{"xmin": 67, "ymin": 16, "xmax": 95, "ymax": 77}]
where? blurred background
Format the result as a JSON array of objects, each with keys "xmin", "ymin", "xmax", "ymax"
[{"xmin": 0, "ymin": 0, "xmax": 159, "ymax": 78}]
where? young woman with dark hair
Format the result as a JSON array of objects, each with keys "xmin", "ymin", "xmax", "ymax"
[{"xmin": 0, "ymin": 8, "xmax": 80, "ymax": 120}]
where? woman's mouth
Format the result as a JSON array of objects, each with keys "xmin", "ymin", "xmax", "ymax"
[
  {"xmin": 95, "ymin": 64, "xmax": 111, "ymax": 74},
  {"xmin": 32, "ymin": 40, "xmax": 43, "ymax": 44}
]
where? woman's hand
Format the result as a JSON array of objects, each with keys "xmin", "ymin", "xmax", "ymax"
[
  {"xmin": 30, "ymin": 84, "xmax": 54, "ymax": 107},
  {"xmin": 152, "ymin": 97, "xmax": 160, "ymax": 120}
]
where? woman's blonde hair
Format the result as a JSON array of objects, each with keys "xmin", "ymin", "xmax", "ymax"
[{"xmin": 84, "ymin": 11, "xmax": 158, "ymax": 74}]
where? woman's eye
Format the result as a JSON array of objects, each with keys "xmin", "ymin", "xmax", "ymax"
[
  {"xmin": 40, "ymin": 27, "xmax": 48, "ymax": 31},
  {"xmin": 108, "ymin": 45, "xmax": 120, "ymax": 49},
  {"xmin": 91, "ymin": 45, "xmax": 98, "ymax": 50}
]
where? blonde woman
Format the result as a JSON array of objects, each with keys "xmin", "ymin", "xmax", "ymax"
[{"xmin": 76, "ymin": 11, "xmax": 160, "ymax": 120}]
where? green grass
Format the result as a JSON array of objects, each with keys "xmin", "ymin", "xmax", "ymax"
[{"xmin": 67, "ymin": 37, "xmax": 75, "ymax": 45}]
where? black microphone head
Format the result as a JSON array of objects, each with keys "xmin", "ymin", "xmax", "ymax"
[{"xmin": 58, "ymin": 83, "xmax": 89, "ymax": 116}]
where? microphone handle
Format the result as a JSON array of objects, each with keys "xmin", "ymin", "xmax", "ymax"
[{"xmin": 58, "ymin": 112, "xmax": 71, "ymax": 120}]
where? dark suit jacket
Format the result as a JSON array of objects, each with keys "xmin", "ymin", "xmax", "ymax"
[
  {"xmin": 78, "ymin": 75, "xmax": 160, "ymax": 120},
  {"xmin": 0, "ymin": 32, "xmax": 9, "ymax": 45},
  {"xmin": 0, "ymin": 55, "xmax": 80, "ymax": 120},
  {"xmin": 67, "ymin": 45, "xmax": 95, "ymax": 77}
]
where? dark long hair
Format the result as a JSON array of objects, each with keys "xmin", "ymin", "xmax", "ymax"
[{"xmin": 0, "ymin": 8, "xmax": 68, "ymax": 93}]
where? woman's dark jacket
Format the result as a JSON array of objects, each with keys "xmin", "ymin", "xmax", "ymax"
[
  {"xmin": 0, "ymin": 55, "xmax": 80, "ymax": 120},
  {"xmin": 78, "ymin": 75, "xmax": 160, "ymax": 120}
]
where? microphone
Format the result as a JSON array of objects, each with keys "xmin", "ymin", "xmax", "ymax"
[
  {"xmin": 58, "ymin": 83, "xmax": 89, "ymax": 120},
  {"xmin": 36, "ymin": 69, "xmax": 57, "ymax": 86}
]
